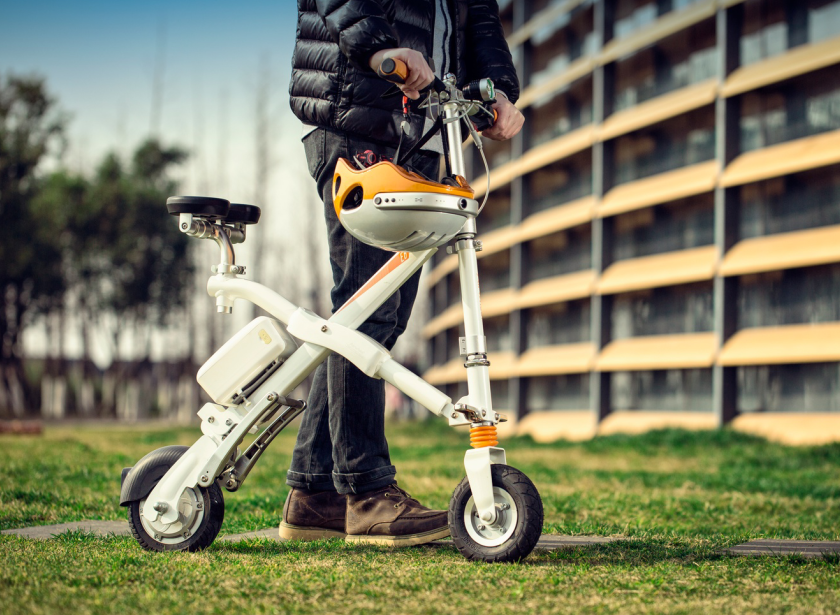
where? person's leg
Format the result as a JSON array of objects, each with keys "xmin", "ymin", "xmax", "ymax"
[
  {"xmin": 287, "ymin": 141, "xmax": 438, "ymax": 492},
  {"xmin": 281, "ymin": 128, "xmax": 349, "ymax": 540},
  {"xmin": 286, "ymin": 128, "xmax": 343, "ymax": 494},
  {"xmin": 326, "ymin": 144, "xmax": 443, "ymax": 495},
  {"xmin": 285, "ymin": 130, "xmax": 448, "ymax": 544},
  {"xmin": 287, "ymin": 127, "xmax": 403, "ymax": 495}
]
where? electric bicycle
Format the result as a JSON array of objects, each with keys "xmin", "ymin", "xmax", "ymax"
[{"xmin": 120, "ymin": 61, "xmax": 544, "ymax": 563}]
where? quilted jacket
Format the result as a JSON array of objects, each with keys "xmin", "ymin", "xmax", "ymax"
[{"xmin": 290, "ymin": 0, "xmax": 520, "ymax": 147}]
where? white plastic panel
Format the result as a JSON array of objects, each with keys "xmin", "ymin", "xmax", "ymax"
[{"xmin": 197, "ymin": 317, "xmax": 297, "ymax": 404}]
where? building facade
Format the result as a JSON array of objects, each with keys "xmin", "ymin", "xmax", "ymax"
[{"xmin": 423, "ymin": 0, "xmax": 840, "ymax": 441}]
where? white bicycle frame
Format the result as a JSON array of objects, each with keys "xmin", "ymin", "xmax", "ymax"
[{"xmin": 142, "ymin": 78, "xmax": 505, "ymax": 531}]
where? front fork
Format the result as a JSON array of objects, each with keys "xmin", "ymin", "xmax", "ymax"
[{"xmin": 451, "ymin": 234, "xmax": 504, "ymax": 526}]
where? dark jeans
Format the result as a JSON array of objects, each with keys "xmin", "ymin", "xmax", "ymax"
[{"xmin": 286, "ymin": 127, "xmax": 440, "ymax": 495}]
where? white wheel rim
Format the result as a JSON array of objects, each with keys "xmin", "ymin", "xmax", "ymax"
[
  {"xmin": 464, "ymin": 486, "xmax": 518, "ymax": 547},
  {"xmin": 139, "ymin": 488, "xmax": 205, "ymax": 545}
]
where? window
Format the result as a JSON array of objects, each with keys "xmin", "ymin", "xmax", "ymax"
[
  {"xmin": 527, "ymin": 150, "xmax": 593, "ymax": 215},
  {"xmin": 432, "ymin": 276, "xmax": 448, "ymax": 317},
  {"xmin": 477, "ymin": 250, "xmax": 511, "ymax": 294},
  {"xmin": 611, "ymin": 369, "xmax": 713, "ymax": 412},
  {"xmin": 736, "ymin": 264, "xmax": 840, "ymax": 329},
  {"xmin": 526, "ymin": 374, "xmax": 590, "ymax": 411},
  {"xmin": 613, "ymin": 19, "xmax": 717, "ymax": 112},
  {"xmin": 613, "ymin": 106, "xmax": 715, "ymax": 184},
  {"xmin": 529, "ymin": 4, "xmax": 596, "ymax": 87},
  {"xmin": 741, "ymin": 0, "xmax": 840, "ymax": 66},
  {"xmin": 614, "ymin": 0, "xmax": 660, "ymax": 40},
  {"xmin": 491, "ymin": 380, "xmax": 511, "ymax": 409},
  {"xmin": 738, "ymin": 166, "xmax": 840, "ymax": 240},
  {"xmin": 738, "ymin": 362, "xmax": 840, "ymax": 412},
  {"xmin": 484, "ymin": 315, "xmax": 512, "ymax": 353},
  {"xmin": 612, "ymin": 194, "xmax": 714, "ymax": 260},
  {"xmin": 529, "ymin": 76, "xmax": 594, "ymax": 148},
  {"xmin": 479, "ymin": 185, "xmax": 512, "ymax": 232},
  {"xmin": 739, "ymin": 67, "xmax": 840, "ymax": 152},
  {"xmin": 447, "ymin": 272, "xmax": 461, "ymax": 310},
  {"xmin": 611, "ymin": 282, "xmax": 714, "ymax": 338},
  {"xmin": 473, "ymin": 138, "xmax": 512, "ymax": 178},
  {"xmin": 526, "ymin": 225, "xmax": 593, "ymax": 282},
  {"xmin": 526, "ymin": 299, "xmax": 592, "ymax": 348}
]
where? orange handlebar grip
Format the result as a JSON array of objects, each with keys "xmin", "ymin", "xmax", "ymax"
[{"xmin": 377, "ymin": 58, "xmax": 408, "ymax": 84}]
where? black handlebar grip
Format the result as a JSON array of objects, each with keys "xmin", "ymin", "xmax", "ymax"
[{"xmin": 377, "ymin": 58, "xmax": 408, "ymax": 84}]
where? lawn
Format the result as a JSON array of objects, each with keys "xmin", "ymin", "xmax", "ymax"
[{"xmin": 1, "ymin": 420, "xmax": 839, "ymax": 614}]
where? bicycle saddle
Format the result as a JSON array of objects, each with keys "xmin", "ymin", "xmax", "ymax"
[{"xmin": 166, "ymin": 197, "xmax": 260, "ymax": 225}]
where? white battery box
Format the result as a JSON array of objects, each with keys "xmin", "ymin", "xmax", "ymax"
[{"xmin": 197, "ymin": 316, "xmax": 297, "ymax": 405}]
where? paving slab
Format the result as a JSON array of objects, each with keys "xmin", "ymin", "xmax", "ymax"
[
  {"xmin": 4, "ymin": 521, "xmax": 838, "ymax": 559},
  {"xmin": 1, "ymin": 520, "xmax": 130, "ymax": 540},
  {"xmin": 724, "ymin": 539, "xmax": 840, "ymax": 559},
  {"xmin": 221, "ymin": 528, "xmax": 617, "ymax": 548}
]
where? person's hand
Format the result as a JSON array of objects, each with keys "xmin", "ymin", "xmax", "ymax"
[
  {"xmin": 369, "ymin": 48, "xmax": 434, "ymax": 100},
  {"xmin": 481, "ymin": 95, "xmax": 524, "ymax": 141}
]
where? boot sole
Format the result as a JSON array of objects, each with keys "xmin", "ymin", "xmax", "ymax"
[
  {"xmin": 345, "ymin": 525, "xmax": 450, "ymax": 547},
  {"xmin": 278, "ymin": 522, "xmax": 346, "ymax": 541}
]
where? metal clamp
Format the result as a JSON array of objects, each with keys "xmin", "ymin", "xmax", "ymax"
[
  {"xmin": 459, "ymin": 336, "xmax": 487, "ymax": 357},
  {"xmin": 212, "ymin": 264, "xmax": 246, "ymax": 275},
  {"xmin": 463, "ymin": 353, "xmax": 490, "ymax": 368}
]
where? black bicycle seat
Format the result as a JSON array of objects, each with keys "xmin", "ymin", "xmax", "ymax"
[
  {"xmin": 166, "ymin": 196, "xmax": 230, "ymax": 220},
  {"xmin": 225, "ymin": 204, "xmax": 261, "ymax": 225}
]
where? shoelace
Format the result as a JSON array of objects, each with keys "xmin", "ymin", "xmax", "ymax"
[{"xmin": 383, "ymin": 485, "xmax": 420, "ymax": 508}]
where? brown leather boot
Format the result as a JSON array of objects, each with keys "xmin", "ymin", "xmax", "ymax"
[
  {"xmin": 345, "ymin": 483, "xmax": 450, "ymax": 546},
  {"xmin": 279, "ymin": 488, "xmax": 346, "ymax": 541}
]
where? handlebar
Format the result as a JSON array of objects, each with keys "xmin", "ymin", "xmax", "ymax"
[
  {"xmin": 377, "ymin": 57, "xmax": 449, "ymax": 95},
  {"xmin": 376, "ymin": 59, "xmax": 497, "ymax": 131}
]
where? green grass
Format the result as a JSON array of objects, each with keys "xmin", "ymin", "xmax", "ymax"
[{"xmin": 2, "ymin": 421, "xmax": 840, "ymax": 614}]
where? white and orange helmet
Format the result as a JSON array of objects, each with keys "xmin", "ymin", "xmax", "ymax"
[{"xmin": 332, "ymin": 158, "xmax": 479, "ymax": 251}]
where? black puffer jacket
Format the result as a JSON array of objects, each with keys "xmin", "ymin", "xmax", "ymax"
[{"xmin": 290, "ymin": 0, "xmax": 519, "ymax": 147}]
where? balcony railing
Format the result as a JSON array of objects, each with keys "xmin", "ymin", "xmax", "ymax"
[
  {"xmin": 527, "ymin": 239, "xmax": 592, "ymax": 282},
  {"xmin": 527, "ymin": 374, "xmax": 590, "ymax": 411},
  {"xmin": 615, "ymin": 134, "xmax": 715, "ymax": 185},
  {"xmin": 612, "ymin": 286, "xmax": 714, "ymax": 338},
  {"xmin": 611, "ymin": 369, "xmax": 713, "ymax": 412},
  {"xmin": 741, "ymin": 92, "xmax": 840, "ymax": 152},
  {"xmin": 737, "ymin": 264, "xmax": 840, "ymax": 329},
  {"xmin": 529, "ymin": 173, "xmax": 593, "ymax": 215},
  {"xmin": 530, "ymin": 113, "xmax": 592, "ymax": 149},
  {"xmin": 479, "ymin": 270, "xmax": 511, "ymax": 294},
  {"xmin": 527, "ymin": 303, "xmax": 591, "ymax": 348},
  {"xmin": 613, "ymin": 206, "xmax": 715, "ymax": 261},
  {"xmin": 614, "ymin": 48, "xmax": 717, "ymax": 112},
  {"xmin": 740, "ymin": 184, "xmax": 840, "ymax": 240}
]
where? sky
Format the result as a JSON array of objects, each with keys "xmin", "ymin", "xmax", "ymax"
[
  {"xmin": 1, "ymin": 0, "xmax": 303, "ymax": 199},
  {"xmin": 2, "ymin": 0, "xmax": 351, "ymax": 365}
]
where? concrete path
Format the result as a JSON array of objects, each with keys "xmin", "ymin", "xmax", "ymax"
[
  {"xmin": 3, "ymin": 521, "xmax": 839, "ymax": 558},
  {"xmin": 1, "ymin": 520, "xmax": 130, "ymax": 539},
  {"xmin": 723, "ymin": 539, "xmax": 840, "ymax": 559}
]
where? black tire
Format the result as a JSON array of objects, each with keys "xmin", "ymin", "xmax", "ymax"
[
  {"xmin": 127, "ymin": 482, "xmax": 224, "ymax": 552},
  {"xmin": 449, "ymin": 464, "xmax": 543, "ymax": 563}
]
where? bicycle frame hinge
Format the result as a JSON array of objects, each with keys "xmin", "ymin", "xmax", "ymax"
[{"xmin": 453, "ymin": 402, "xmax": 506, "ymax": 424}]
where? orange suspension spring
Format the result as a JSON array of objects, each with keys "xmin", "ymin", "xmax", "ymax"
[{"xmin": 470, "ymin": 424, "xmax": 498, "ymax": 448}]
